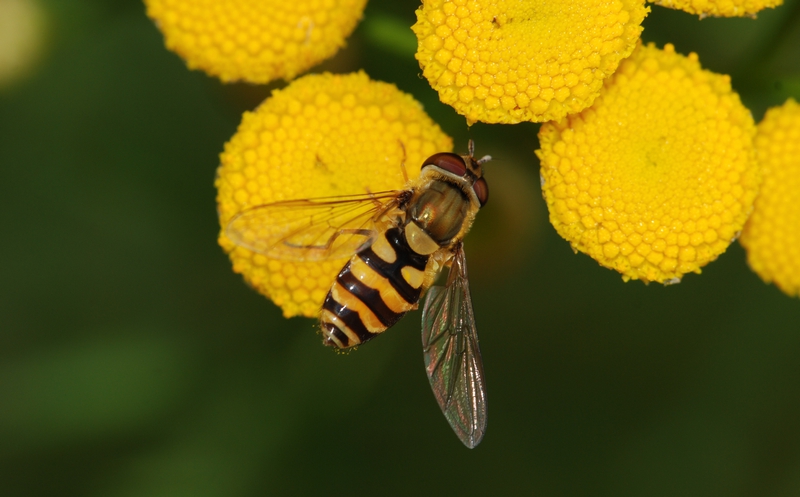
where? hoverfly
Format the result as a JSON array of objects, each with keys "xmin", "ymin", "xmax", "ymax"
[{"xmin": 225, "ymin": 141, "xmax": 490, "ymax": 448}]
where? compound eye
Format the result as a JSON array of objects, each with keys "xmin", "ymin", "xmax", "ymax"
[
  {"xmin": 423, "ymin": 152, "xmax": 467, "ymax": 176},
  {"xmin": 472, "ymin": 177, "xmax": 489, "ymax": 206}
]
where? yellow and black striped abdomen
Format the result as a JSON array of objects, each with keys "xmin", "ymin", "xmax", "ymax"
[{"xmin": 321, "ymin": 227, "xmax": 430, "ymax": 348}]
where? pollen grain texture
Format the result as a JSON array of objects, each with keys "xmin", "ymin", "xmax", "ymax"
[
  {"xmin": 216, "ymin": 72, "xmax": 453, "ymax": 317},
  {"xmin": 412, "ymin": 0, "xmax": 649, "ymax": 124},
  {"xmin": 537, "ymin": 43, "xmax": 759, "ymax": 284},
  {"xmin": 740, "ymin": 99, "xmax": 800, "ymax": 297},
  {"xmin": 144, "ymin": 0, "xmax": 367, "ymax": 83}
]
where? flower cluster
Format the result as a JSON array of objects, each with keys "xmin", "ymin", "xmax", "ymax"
[{"xmin": 144, "ymin": 0, "xmax": 798, "ymax": 313}]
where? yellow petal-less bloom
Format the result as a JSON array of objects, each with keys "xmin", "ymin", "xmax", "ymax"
[
  {"xmin": 0, "ymin": 0, "xmax": 47, "ymax": 90},
  {"xmin": 144, "ymin": 0, "xmax": 367, "ymax": 83},
  {"xmin": 740, "ymin": 99, "xmax": 800, "ymax": 297},
  {"xmin": 647, "ymin": 0, "xmax": 782, "ymax": 18},
  {"xmin": 412, "ymin": 0, "xmax": 649, "ymax": 124},
  {"xmin": 537, "ymin": 43, "xmax": 759, "ymax": 283},
  {"xmin": 216, "ymin": 72, "xmax": 452, "ymax": 317}
]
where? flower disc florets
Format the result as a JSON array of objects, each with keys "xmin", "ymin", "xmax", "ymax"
[
  {"xmin": 144, "ymin": 0, "xmax": 367, "ymax": 83},
  {"xmin": 537, "ymin": 43, "xmax": 759, "ymax": 283},
  {"xmin": 647, "ymin": 0, "xmax": 782, "ymax": 17},
  {"xmin": 216, "ymin": 72, "xmax": 452, "ymax": 317},
  {"xmin": 740, "ymin": 99, "xmax": 800, "ymax": 297},
  {"xmin": 413, "ymin": 0, "xmax": 649, "ymax": 124}
]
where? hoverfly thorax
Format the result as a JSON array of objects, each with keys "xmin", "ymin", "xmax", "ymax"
[
  {"xmin": 408, "ymin": 181, "xmax": 469, "ymax": 247},
  {"xmin": 406, "ymin": 151, "xmax": 489, "ymax": 252}
]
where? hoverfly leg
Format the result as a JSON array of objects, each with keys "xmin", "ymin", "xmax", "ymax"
[{"xmin": 398, "ymin": 139, "xmax": 409, "ymax": 184}]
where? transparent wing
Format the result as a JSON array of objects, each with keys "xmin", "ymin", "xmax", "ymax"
[
  {"xmin": 225, "ymin": 191, "xmax": 402, "ymax": 261},
  {"xmin": 421, "ymin": 245, "xmax": 487, "ymax": 448}
]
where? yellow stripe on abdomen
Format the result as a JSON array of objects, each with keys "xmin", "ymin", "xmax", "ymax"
[{"xmin": 349, "ymin": 258, "xmax": 414, "ymax": 315}]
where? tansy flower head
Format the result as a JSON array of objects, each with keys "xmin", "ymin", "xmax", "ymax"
[
  {"xmin": 647, "ymin": 0, "xmax": 782, "ymax": 18},
  {"xmin": 0, "ymin": 0, "xmax": 47, "ymax": 90},
  {"xmin": 144, "ymin": 0, "xmax": 367, "ymax": 84},
  {"xmin": 537, "ymin": 43, "xmax": 759, "ymax": 283},
  {"xmin": 216, "ymin": 72, "xmax": 452, "ymax": 317},
  {"xmin": 412, "ymin": 0, "xmax": 649, "ymax": 124},
  {"xmin": 740, "ymin": 99, "xmax": 800, "ymax": 297}
]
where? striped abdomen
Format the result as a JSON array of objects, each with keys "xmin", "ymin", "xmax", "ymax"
[{"xmin": 321, "ymin": 226, "xmax": 430, "ymax": 348}]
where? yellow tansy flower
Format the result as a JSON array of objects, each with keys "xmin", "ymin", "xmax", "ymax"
[
  {"xmin": 144, "ymin": 0, "xmax": 367, "ymax": 83},
  {"xmin": 647, "ymin": 0, "xmax": 782, "ymax": 17},
  {"xmin": 537, "ymin": 43, "xmax": 759, "ymax": 283},
  {"xmin": 0, "ymin": 0, "xmax": 47, "ymax": 90},
  {"xmin": 412, "ymin": 0, "xmax": 649, "ymax": 124},
  {"xmin": 740, "ymin": 99, "xmax": 800, "ymax": 297},
  {"xmin": 216, "ymin": 72, "xmax": 452, "ymax": 317}
]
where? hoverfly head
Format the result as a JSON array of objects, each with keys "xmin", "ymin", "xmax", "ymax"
[{"xmin": 421, "ymin": 141, "xmax": 490, "ymax": 207}]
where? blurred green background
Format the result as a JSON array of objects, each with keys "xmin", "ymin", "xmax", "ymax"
[{"xmin": 1, "ymin": 0, "xmax": 799, "ymax": 495}]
